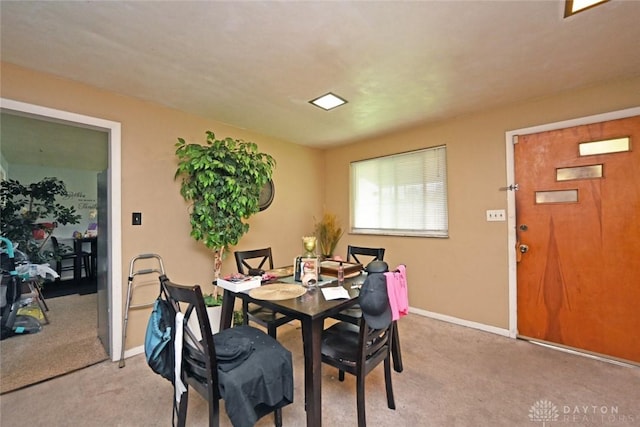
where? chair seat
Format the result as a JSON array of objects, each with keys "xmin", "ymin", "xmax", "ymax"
[
  {"xmin": 186, "ymin": 325, "xmax": 293, "ymax": 426},
  {"xmin": 60, "ymin": 250, "xmax": 91, "ymax": 263},
  {"xmin": 248, "ymin": 304, "xmax": 293, "ymax": 325},
  {"xmin": 331, "ymin": 305, "xmax": 363, "ymax": 323},
  {"xmin": 321, "ymin": 322, "xmax": 360, "ymax": 366},
  {"xmin": 51, "ymin": 236, "xmax": 91, "ymax": 280},
  {"xmin": 58, "ymin": 251, "xmax": 92, "ymax": 279}
]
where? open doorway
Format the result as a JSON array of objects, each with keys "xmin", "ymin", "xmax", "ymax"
[{"xmin": 0, "ymin": 98, "xmax": 123, "ymax": 363}]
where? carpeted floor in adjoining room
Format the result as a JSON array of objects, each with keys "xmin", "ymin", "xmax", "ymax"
[{"xmin": 0, "ymin": 291, "xmax": 107, "ymax": 394}]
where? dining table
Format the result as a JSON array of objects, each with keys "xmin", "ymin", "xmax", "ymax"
[{"xmin": 219, "ymin": 271, "xmax": 363, "ymax": 427}]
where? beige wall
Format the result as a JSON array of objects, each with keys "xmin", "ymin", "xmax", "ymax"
[
  {"xmin": 1, "ymin": 62, "xmax": 325, "ymax": 348},
  {"xmin": 323, "ymin": 75, "xmax": 640, "ymax": 328},
  {"xmin": 2, "ymin": 61, "xmax": 639, "ymax": 346}
]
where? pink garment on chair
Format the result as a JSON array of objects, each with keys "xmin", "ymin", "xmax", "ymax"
[{"xmin": 384, "ymin": 265, "xmax": 408, "ymax": 321}]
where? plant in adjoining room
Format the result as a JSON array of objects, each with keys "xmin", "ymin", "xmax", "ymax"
[
  {"xmin": 314, "ymin": 212, "xmax": 344, "ymax": 258},
  {"xmin": 175, "ymin": 131, "xmax": 276, "ymax": 284},
  {"xmin": 0, "ymin": 177, "xmax": 81, "ymax": 263}
]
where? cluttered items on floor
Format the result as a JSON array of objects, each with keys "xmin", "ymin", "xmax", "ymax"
[{"xmin": 1, "ymin": 238, "xmax": 57, "ymax": 339}]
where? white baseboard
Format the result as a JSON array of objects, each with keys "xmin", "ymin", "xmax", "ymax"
[
  {"xmin": 409, "ymin": 307, "xmax": 512, "ymax": 337},
  {"xmin": 116, "ymin": 345, "xmax": 144, "ymax": 362}
]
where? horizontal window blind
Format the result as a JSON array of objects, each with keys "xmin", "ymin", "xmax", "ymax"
[{"xmin": 351, "ymin": 145, "xmax": 448, "ymax": 237}]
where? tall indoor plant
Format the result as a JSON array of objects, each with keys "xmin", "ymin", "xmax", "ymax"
[{"xmin": 175, "ymin": 131, "xmax": 276, "ymax": 282}]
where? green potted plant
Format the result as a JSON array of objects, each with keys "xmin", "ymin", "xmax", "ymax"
[
  {"xmin": 0, "ymin": 177, "xmax": 81, "ymax": 263},
  {"xmin": 314, "ymin": 212, "xmax": 344, "ymax": 259},
  {"xmin": 203, "ymin": 293, "xmax": 223, "ymax": 308},
  {"xmin": 202, "ymin": 286, "xmax": 243, "ymax": 331},
  {"xmin": 175, "ymin": 130, "xmax": 276, "ymax": 286}
]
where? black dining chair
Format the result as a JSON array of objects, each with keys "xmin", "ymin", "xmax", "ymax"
[
  {"xmin": 160, "ymin": 276, "xmax": 293, "ymax": 427},
  {"xmin": 321, "ymin": 280, "xmax": 396, "ymax": 427},
  {"xmin": 331, "ymin": 245, "xmax": 386, "ymax": 324},
  {"xmin": 233, "ymin": 248, "xmax": 295, "ymax": 338},
  {"xmin": 50, "ymin": 236, "xmax": 91, "ymax": 281},
  {"xmin": 347, "ymin": 245, "xmax": 386, "ymax": 267},
  {"xmin": 330, "ymin": 249, "xmax": 404, "ymax": 373}
]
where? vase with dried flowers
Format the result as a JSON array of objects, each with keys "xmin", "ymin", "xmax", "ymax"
[{"xmin": 313, "ymin": 212, "xmax": 344, "ymax": 259}]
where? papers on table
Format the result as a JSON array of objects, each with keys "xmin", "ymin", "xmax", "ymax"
[
  {"xmin": 321, "ymin": 286, "xmax": 350, "ymax": 300},
  {"xmin": 217, "ymin": 275, "xmax": 262, "ymax": 292}
]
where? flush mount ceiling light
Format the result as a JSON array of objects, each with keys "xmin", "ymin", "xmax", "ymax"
[
  {"xmin": 309, "ymin": 92, "xmax": 347, "ymax": 111},
  {"xmin": 564, "ymin": 0, "xmax": 609, "ymax": 17}
]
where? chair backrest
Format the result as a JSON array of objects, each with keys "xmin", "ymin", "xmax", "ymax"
[
  {"xmin": 50, "ymin": 236, "xmax": 76, "ymax": 256},
  {"xmin": 160, "ymin": 276, "xmax": 220, "ymax": 400},
  {"xmin": 234, "ymin": 248, "xmax": 274, "ymax": 275},
  {"xmin": 358, "ymin": 318, "xmax": 393, "ymax": 373},
  {"xmin": 347, "ymin": 245, "xmax": 385, "ymax": 266},
  {"xmin": 357, "ymin": 271, "xmax": 393, "ymax": 374},
  {"xmin": 322, "ymin": 311, "xmax": 393, "ymax": 377},
  {"xmin": 50, "ymin": 236, "xmax": 63, "ymax": 255}
]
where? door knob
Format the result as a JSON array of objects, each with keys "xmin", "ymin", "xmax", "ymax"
[{"xmin": 519, "ymin": 244, "xmax": 529, "ymax": 254}]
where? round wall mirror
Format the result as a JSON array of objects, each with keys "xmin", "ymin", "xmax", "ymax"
[{"xmin": 259, "ymin": 179, "xmax": 275, "ymax": 211}]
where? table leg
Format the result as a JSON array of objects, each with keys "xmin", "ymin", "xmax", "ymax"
[
  {"xmin": 73, "ymin": 240, "xmax": 82, "ymax": 281},
  {"xmin": 392, "ymin": 321, "xmax": 403, "ymax": 372},
  {"xmin": 90, "ymin": 239, "xmax": 98, "ymax": 278},
  {"xmin": 220, "ymin": 289, "xmax": 235, "ymax": 330},
  {"xmin": 74, "ymin": 257, "xmax": 82, "ymax": 282},
  {"xmin": 300, "ymin": 317, "xmax": 323, "ymax": 426}
]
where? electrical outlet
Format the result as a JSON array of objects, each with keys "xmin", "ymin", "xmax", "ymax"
[{"xmin": 486, "ymin": 209, "xmax": 506, "ymax": 222}]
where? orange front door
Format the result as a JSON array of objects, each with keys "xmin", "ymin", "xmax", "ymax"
[{"xmin": 515, "ymin": 115, "xmax": 640, "ymax": 363}]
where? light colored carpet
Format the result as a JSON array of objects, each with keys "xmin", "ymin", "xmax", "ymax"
[
  {"xmin": 0, "ymin": 292, "xmax": 108, "ymax": 394},
  {"xmin": 1, "ymin": 314, "xmax": 638, "ymax": 426}
]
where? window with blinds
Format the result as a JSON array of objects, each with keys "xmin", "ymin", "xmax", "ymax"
[{"xmin": 350, "ymin": 145, "xmax": 449, "ymax": 237}]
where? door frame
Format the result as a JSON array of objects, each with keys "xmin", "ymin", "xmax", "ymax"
[
  {"xmin": 505, "ymin": 106, "xmax": 640, "ymax": 338},
  {"xmin": 0, "ymin": 97, "xmax": 124, "ymax": 361}
]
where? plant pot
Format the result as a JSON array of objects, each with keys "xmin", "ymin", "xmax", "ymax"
[
  {"xmin": 207, "ymin": 305, "xmax": 222, "ymax": 333},
  {"xmin": 187, "ymin": 305, "xmax": 222, "ymax": 340}
]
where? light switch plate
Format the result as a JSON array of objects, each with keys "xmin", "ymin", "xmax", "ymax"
[
  {"xmin": 132, "ymin": 212, "xmax": 142, "ymax": 225},
  {"xmin": 486, "ymin": 209, "xmax": 506, "ymax": 222}
]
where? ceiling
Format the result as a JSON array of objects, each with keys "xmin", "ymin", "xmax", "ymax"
[{"xmin": 1, "ymin": 1, "xmax": 640, "ymax": 148}]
